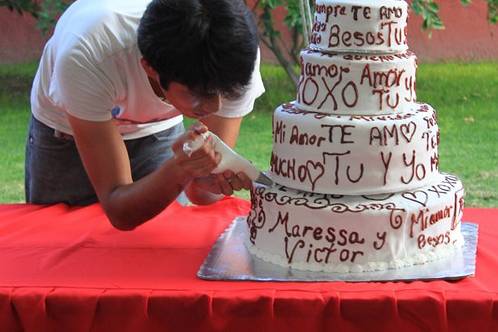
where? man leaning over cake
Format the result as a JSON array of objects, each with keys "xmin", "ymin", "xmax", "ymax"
[{"xmin": 26, "ymin": 0, "xmax": 265, "ymax": 230}]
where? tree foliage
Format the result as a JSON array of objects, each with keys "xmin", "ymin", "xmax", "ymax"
[
  {"xmin": 3, "ymin": 0, "xmax": 497, "ymax": 84},
  {"xmin": 412, "ymin": 0, "xmax": 498, "ymax": 29},
  {"xmin": 1, "ymin": 0, "xmax": 40, "ymax": 16},
  {"xmin": 1, "ymin": 0, "xmax": 71, "ymax": 33},
  {"xmin": 252, "ymin": 0, "xmax": 498, "ymax": 84}
]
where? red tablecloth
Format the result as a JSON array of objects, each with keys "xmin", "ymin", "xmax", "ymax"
[{"xmin": 0, "ymin": 198, "xmax": 496, "ymax": 332}]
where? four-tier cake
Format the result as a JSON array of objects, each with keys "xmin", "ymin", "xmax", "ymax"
[{"xmin": 245, "ymin": 0, "xmax": 465, "ymax": 273}]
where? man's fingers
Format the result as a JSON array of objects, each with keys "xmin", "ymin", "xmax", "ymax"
[
  {"xmin": 236, "ymin": 172, "xmax": 252, "ymax": 189},
  {"xmin": 194, "ymin": 175, "xmax": 223, "ymax": 195},
  {"xmin": 218, "ymin": 173, "xmax": 233, "ymax": 196},
  {"xmin": 223, "ymin": 171, "xmax": 243, "ymax": 191}
]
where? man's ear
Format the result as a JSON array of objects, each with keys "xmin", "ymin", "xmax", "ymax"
[{"xmin": 140, "ymin": 58, "xmax": 158, "ymax": 79}]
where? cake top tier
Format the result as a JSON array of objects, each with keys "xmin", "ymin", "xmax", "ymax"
[
  {"xmin": 296, "ymin": 49, "xmax": 417, "ymax": 115},
  {"xmin": 310, "ymin": 0, "xmax": 409, "ymax": 54}
]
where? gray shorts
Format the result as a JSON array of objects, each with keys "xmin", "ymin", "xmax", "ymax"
[{"xmin": 25, "ymin": 115, "xmax": 185, "ymax": 205}]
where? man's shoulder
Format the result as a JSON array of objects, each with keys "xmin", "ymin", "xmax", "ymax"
[{"xmin": 53, "ymin": 0, "xmax": 149, "ymax": 61}]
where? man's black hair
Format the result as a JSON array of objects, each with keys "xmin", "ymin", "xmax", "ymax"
[{"xmin": 138, "ymin": 0, "xmax": 259, "ymax": 98}]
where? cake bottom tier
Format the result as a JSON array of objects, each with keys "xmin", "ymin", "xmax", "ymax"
[{"xmin": 246, "ymin": 173, "xmax": 465, "ymax": 273}]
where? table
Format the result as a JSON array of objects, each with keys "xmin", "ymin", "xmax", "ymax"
[{"xmin": 0, "ymin": 198, "xmax": 496, "ymax": 332}]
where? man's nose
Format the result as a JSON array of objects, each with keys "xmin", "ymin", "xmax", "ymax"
[{"xmin": 203, "ymin": 94, "xmax": 222, "ymax": 114}]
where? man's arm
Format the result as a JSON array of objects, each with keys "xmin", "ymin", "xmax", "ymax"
[
  {"xmin": 67, "ymin": 113, "xmax": 219, "ymax": 230},
  {"xmin": 201, "ymin": 114, "xmax": 242, "ymax": 148}
]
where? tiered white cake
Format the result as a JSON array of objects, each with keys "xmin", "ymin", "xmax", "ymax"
[{"xmin": 246, "ymin": 0, "xmax": 465, "ymax": 273}]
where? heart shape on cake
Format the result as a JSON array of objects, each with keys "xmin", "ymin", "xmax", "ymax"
[
  {"xmin": 306, "ymin": 161, "xmax": 325, "ymax": 191},
  {"xmin": 402, "ymin": 190, "xmax": 429, "ymax": 207},
  {"xmin": 400, "ymin": 121, "xmax": 416, "ymax": 143}
]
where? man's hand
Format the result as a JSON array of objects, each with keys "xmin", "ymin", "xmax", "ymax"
[
  {"xmin": 171, "ymin": 123, "xmax": 221, "ymax": 180},
  {"xmin": 185, "ymin": 171, "xmax": 252, "ymax": 205},
  {"xmin": 193, "ymin": 171, "xmax": 252, "ymax": 196},
  {"xmin": 184, "ymin": 114, "xmax": 253, "ymax": 204}
]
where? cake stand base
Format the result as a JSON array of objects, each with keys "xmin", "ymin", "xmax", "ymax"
[{"xmin": 197, "ymin": 218, "xmax": 478, "ymax": 282}]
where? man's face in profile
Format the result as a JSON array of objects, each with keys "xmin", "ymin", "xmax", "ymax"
[{"xmin": 163, "ymin": 82, "xmax": 222, "ymax": 119}]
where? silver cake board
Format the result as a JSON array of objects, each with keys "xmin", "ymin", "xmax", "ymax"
[{"xmin": 197, "ymin": 217, "xmax": 478, "ymax": 282}]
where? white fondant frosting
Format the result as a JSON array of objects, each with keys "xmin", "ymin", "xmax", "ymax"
[
  {"xmin": 244, "ymin": 0, "xmax": 464, "ymax": 275},
  {"xmin": 310, "ymin": 0, "xmax": 409, "ymax": 54},
  {"xmin": 296, "ymin": 49, "xmax": 417, "ymax": 115},
  {"xmin": 270, "ymin": 102, "xmax": 439, "ymax": 195},
  {"xmin": 246, "ymin": 173, "xmax": 465, "ymax": 273}
]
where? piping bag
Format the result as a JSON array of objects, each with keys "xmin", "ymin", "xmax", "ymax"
[{"xmin": 183, "ymin": 131, "xmax": 273, "ymax": 186}]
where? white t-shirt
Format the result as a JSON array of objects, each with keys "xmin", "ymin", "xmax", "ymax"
[{"xmin": 31, "ymin": 0, "xmax": 265, "ymax": 140}]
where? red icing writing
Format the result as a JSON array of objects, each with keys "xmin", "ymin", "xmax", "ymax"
[
  {"xmin": 369, "ymin": 124, "xmax": 400, "ymax": 146},
  {"xmin": 401, "ymin": 150, "xmax": 426, "ymax": 184},
  {"xmin": 351, "ymin": 5, "xmax": 371, "ymax": 20},
  {"xmin": 379, "ymin": 6, "xmax": 403, "ymax": 19},
  {"xmin": 303, "ymin": 60, "xmax": 349, "ymax": 79},
  {"xmin": 289, "ymin": 125, "xmax": 326, "ymax": 147},
  {"xmin": 373, "ymin": 231, "xmax": 387, "ymax": 250},
  {"xmin": 380, "ymin": 151, "xmax": 392, "ymax": 185},
  {"xmin": 422, "ymin": 130, "xmax": 439, "ymax": 152},
  {"xmin": 322, "ymin": 124, "xmax": 355, "ymax": 144},
  {"xmin": 402, "ymin": 190, "xmax": 429, "ymax": 207},
  {"xmin": 270, "ymin": 153, "xmax": 325, "ymax": 191},
  {"xmin": 372, "ymin": 88, "xmax": 400, "ymax": 110},
  {"xmin": 430, "ymin": 153, "xmax": 439, "ymax": 172},
  {"xmin": 315, "ymin": 4, "xmax": 348, "ymax": 22},
  {"xmin": 271, "ymin": 211, "xmax": 366, "ymax": 264},
  {"xmin": 322, "ymin": 151, "xmax": 365, "ymax": 185},
  {"xmin": 273, "ymin": 120, "xmax": 286, "ymax": 144},
  {"xmin": 343, "ymin": 51, "xmax": 413, "ymax": 62},
  {"xmin": 360, "ymin": 64, "xmax": 405, "ymax": 89},
  {"xmin": 418, "ymin": 231, "xmax": 451, "ymax": 249},
  {"xmin": 328, "ymin": 24, "xmax": 386, "ymax": 48},
  {"xmin": 404, "ymin": 75, "xmax": 416, "ymax": 102},
  {"xmin": 410, "ymin": 206, "xmax": 453, "ymax": 238}
]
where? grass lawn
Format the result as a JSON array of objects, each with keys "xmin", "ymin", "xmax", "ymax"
[{"xmin": 1, "ymin": 62, "xmax": 497, "ymax": 206}]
